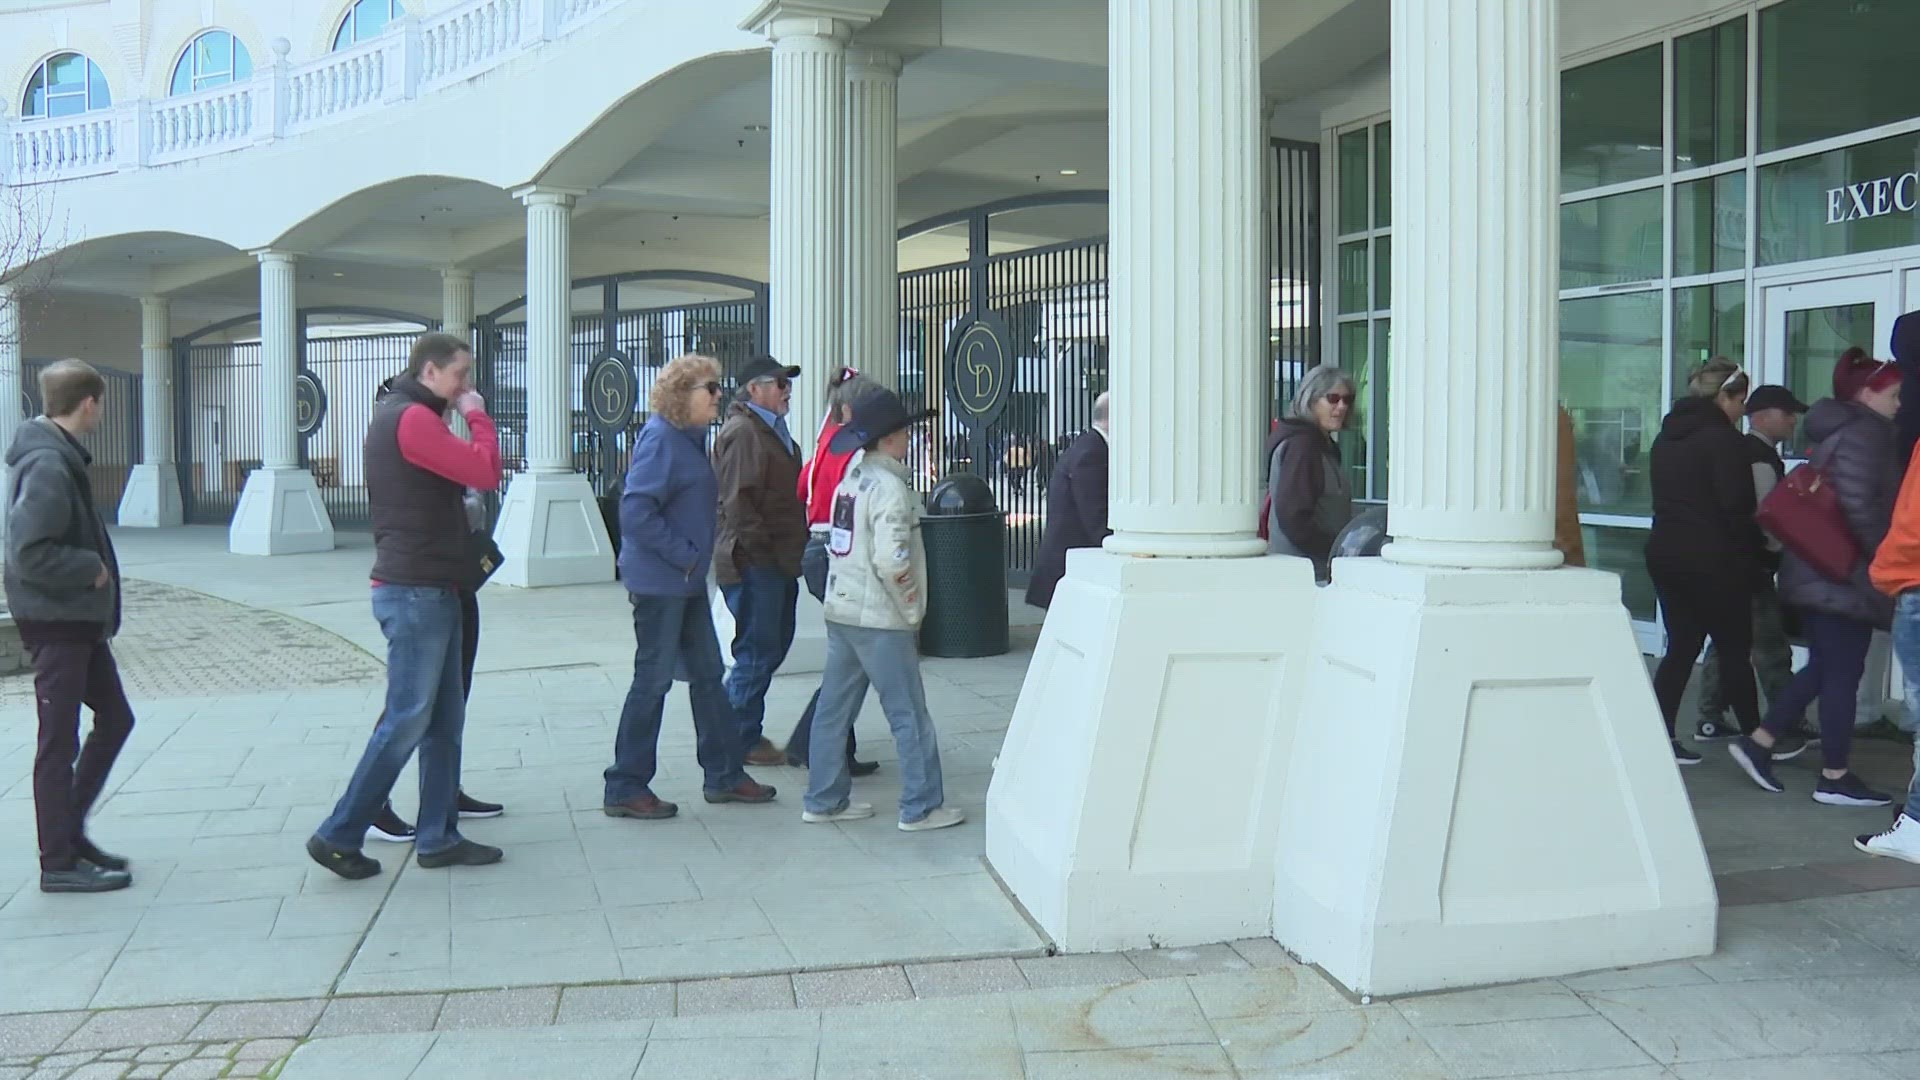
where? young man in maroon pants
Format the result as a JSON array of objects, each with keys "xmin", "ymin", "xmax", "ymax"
[{"xmin": 5, "ymin": 360, "xmax": 136, "ymax": 894}]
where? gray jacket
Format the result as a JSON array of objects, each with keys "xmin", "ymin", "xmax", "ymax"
[
  {"xmin": 4, "ymin": 417, "xmax": 121, "ymax": 636},
  {"xmin": 1777, "ymin": 399, "xmax": 1898, "ymax": 630}
]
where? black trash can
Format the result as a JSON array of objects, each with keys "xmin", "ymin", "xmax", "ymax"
[{"xmin": 919, "ymin": 473, "xmax": 1010, "ymax": 658}]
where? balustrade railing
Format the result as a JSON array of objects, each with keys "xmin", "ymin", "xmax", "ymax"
[{"xmin": 1, "ymin": 0, "xmax": 622, "ymax": 185}]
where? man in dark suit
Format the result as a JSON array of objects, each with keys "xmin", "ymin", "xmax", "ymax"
[{"xmin": 1026, "ymin": 392, "xmax": 1110, "ymax": 609}]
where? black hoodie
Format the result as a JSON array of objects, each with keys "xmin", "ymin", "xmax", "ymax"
[
  {"xmin": 1644, "ymin": 396, "xmax": 1766, "ymax": 583},
  {"xmin": 1892, "ymin": 311, "xmax": 1920, "ymax": 470}
]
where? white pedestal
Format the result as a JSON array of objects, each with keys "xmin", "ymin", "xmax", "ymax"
[
  {"xmin": 1270, "ymin": 558, "xmax": 1716, "ymax": 998},
  {"xmin": 711, "ymin": 582, "xmax": 826, "ymax": 676},
  {"xmin": 117, "ymin": 463, "xmax": 184, "ymax": 528},
  {"xmin": 227, "ymin": 468, "xmax": 335, "ymax": 555},
  {"xmin": 492, "ymin": 471, "xmax": 614, "ymax": 587},
  {"xmin": 986, "ymin": 548, "xmax": 1321, "ymax": 952}
]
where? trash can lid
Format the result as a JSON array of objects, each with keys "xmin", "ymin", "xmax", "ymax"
[{"xmin": 925, "ymin": 472, "xmax": 998, "ymax": 515}]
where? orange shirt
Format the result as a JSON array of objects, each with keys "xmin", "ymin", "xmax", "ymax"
[{"xmin": 1869, "ymin": 442, "xmax": 1920, "ymax": 596}]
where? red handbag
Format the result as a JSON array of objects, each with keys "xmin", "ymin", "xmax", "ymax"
[{"xmin": 1756, "ymin": 461, "xmax": 1858, "ymax": 582}]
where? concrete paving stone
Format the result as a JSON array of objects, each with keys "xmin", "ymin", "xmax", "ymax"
[
  {"xmin": 62, "ymin": 1064, "xmax": 132, "ymax": 1080},
  {"xmin": 408, "ymin": 1031, "xmax": 646, "ymax": 1080},
  {"xmin": 0, "ymin": 1013, "xmax": 88, "ymax": 1057},
  {"xmin": 90, "ymin": 938, "xmax": 357, "ymax": 1009},
  {"xmin": 616, "ymin": 935, "xmax": 798, "ymax": 984},
  {"xmin": 648, "ymin": 1008, "xmax": 822, "ymax": 1043},
  {"xmin": 126, "ymin": 1066, "xmax": 167, "ymax": 1080},
  {"xmin": 791, "ymin": 966, "xmax": 914, "ymax": 1009},
  {"xmin": 1213, "ymin": 1006, "xmax": 1450, "ymax": 1079},
  {"xmin": 61, "ymin": 1009, "xmax": 208, "ymax": 1053},
  {"xmin": 0, "ymin": 931, "xmax": 131, "ymax": 1013},
  {"xmin": 446, "ymin": 947, "xmax": 624, "ymax": 990},
  {"xmin": 0, "ymin": 1067, "xmax": 25, "ymax": 1080},
  {"xmin": 1875, "ymin": 1050, "xmax": 1920, "ymax": 1079},
  {"xmin": 1122, "ymin": 943, "xmax": 1252, "ymax": 980},
  {"xmin": 158, "ymin": 1059, "xmax": 226, "ymax": 1080},
  {"xmin": 310, "ymin": 995, "xmax": 445, "ymax": 1038},
  {"xmin": 905, "ymin": 957, "xmax": 1029, "ymax": 999},
  {"xmin": 1024, "ymin": 1043, "xmax": 1235, "ymax": 1080},
  {"xmin": 1669, "ymin": 1054, "xmax": 1911, "ymax": 1079},
  {"xmin": 194, "ymin": 1043, "xmax": 237, "ymax": 1057},
  {"xmin": 1582, "ymin": 977, "xmax": 1920, "ymax": 1066},
  {"xmin": 673, "ymin": 975, "xmax": 797, "ymax": 1017},
  {"xmin": 1013, "ymin": 979, "xmax": 1217, "ymax": 1055},
  {"xmin": 1694, "ymin": 905, "xmax": 1917, "ymax": 984},
  {"xmin": 130, "ymin": 1048, "xmax": 193, "ymax": 1064},
  {"xmin": 1417, "ymin": 1014, "xmax": 1660, "ymax": 1078},
  {"xmin": 1227, "ymin": 936, "xmax": 1297, "ymax": 969},
  {"xmin": 433, "ymin": 988, "xmax": 559, "ymax": 1031},
  {"xmin": 601, "ymin": 898, "xmax": 772, "ymax": 952},
  {"xmin": 34, "ymin": 1051, "xmax": 99, "ymax": 1070},
  {"xmin": 554, "ymin": 984, "xmax": 675, "ymax": 1025},
  {"xmin": 1394, "ymin": 982, "xmax": 1598, "ymax": 1028},
  {"xmin": 633, "ymin": 1037, "xmax": 816, "ymax": 1080},
  {"xmin": 1560, "ymin": 960, "xmax": 1716, "ymax": 993},
  {"xmin": 271, "ymin": 1033, "xmax": 437, "ymax": 1080},
  {"xmin": 1014, "ymin": 953, "xmax": 1143, "ymax": 991},
  {"xmin": 233, "ymin": 1039, "xmax": 297, "ymax": 1062},
  {"xmin": 123, "ymin": 899, "xmax": 282, "ymax": 952},
  {"xmin": 96, "ymin": 1051, "xmax": 135, "ymax": 1063}
]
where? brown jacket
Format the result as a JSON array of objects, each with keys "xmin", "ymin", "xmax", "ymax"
[
  {"xmin": 712, "ymin": 402, "xmax": 808, "ymax": 584},
  {"xmin": 1556, "ymin": 406, "xmax": 1586, "ymax": 568}
]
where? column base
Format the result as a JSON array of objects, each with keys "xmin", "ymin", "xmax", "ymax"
[
  {"xmin": 117, "ymin": 464, "xmax": 184, "ymax": 528},
  {"xmin": 228, "ymin": 468, "xmax": 335, "ymax": 555},
  {"xmin": 1271, "ymin": 558, "xmax": 1716, "ymax": 998},
  {"xmin": 492, "ymin": 471, "xmax": 614, "ymax": 588},
  {"xmin": 985, "ymin": 548, "xmax": 1321, "ymax": 952}
]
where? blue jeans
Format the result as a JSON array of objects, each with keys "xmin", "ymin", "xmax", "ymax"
[
  {"xmin": 1888, "ymin": 593, "xmax": 1920, "ymax": 823},
  {"xmin": 805, "ymin": 622, "xmax": 944, "ymax": 823},
  {"xmin": 605, "ymin": 592, "xmax": 749, "ymax": 803},
  {"xmin": 784, "ymin": 535, "xmax": 858, "ymax": 761},
  {"xmin": 1763, "ymin": 609, "xmax": 1874, "ymax": 772},
  {"xmin": 318, "ymin": 586, "xmax": 467, "ymax": 856},
  {"xmin": 722, "ymin": 566, "xmax": 799, "ymax": 749}
]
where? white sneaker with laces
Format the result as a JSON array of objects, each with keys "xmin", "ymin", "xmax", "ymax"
[
  {"xmin": 899, "ymin": 807, "xmax": 966, "ymax": 832},
  {"xmin": 802, "ymin": 802, "xmax": 875, "ymax": 823},
  {"xmin": 1855, "ymin": 814, "xmax": 1920, "ymax": 865}
]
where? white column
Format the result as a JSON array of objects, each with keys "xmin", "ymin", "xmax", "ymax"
[
  {"xmin": 229, "ymin": 250, "xmax": 334, "ymax": 554},
  {"xmin": 765, "ymin": 14, "xmax": 849, "ymax": 431},
  {"xmin": 985, "ymin": 0, "xmax": 1320, "ymax": 953},
  {"xmin": 1103, "ymin": 0, "xmax": 1265, "ymax": 559},
  {"xmin": 844, "ymin": 48, "xmax": 900, "ymax": 392},
  {"xmin": 1268, "ymin": 0, "xmax": 1713, "ymax": 997},
  {"xmin": 0, "ymin": 284, "xmax": 19, "ymax": 546},
  {"xmin": 118, "ymin": 296, "xmax": 184, "ymax": 526},
  {"xmin": 442, "ymin": 267, "xmax": 475, "ymax": 340},
  {"xmin": 491, "ymin": 186, "xmax": 613, "ymax": 587}
]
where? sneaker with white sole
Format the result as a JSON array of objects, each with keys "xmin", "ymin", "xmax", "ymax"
[
  {"xmin": 802, "ymin": 802, "xmax": 875, "ymax": 823},
  {"xmin": 1854, "ymin": 813, "xmax": 1920, "ymax": 864},
  {"xmin": 899, "ymin": 807, "xmax": 966, "ymax": 832},
  {"xmin": 1813, "ymin": 772, "xmax": 1893, "ymax": 808},
  {"xmin": 367, "ymin": 803, "xmax": 416, "ymax": 844},
  {"xmin": 1729, "ymin": 736, "xmax": 1784, "ymax": 793}
]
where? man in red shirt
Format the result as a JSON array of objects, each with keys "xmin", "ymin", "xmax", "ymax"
[{"xmin": 308, "ymin": 333, "xmax": 504, "ymax": 880}]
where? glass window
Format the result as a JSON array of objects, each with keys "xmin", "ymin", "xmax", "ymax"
[
  {"xmin": 1338, "ymin": 130, "xmax": 1369, "ymax": 235},
  {"xmin": 1374, "ymin": 123, "xmax": 1391, "ymax": 229},
  {"xmin": 1338, "ymin": 324, "xmax": 1370, "ymax": 496},
  {"xmin": 1337, "ymin": 242, "xmax": 1370, "ymax": 314},
  {"xmin": 170, "ymin": 31, "xmax": 253, "ymax": 96},
  {"xmin": 1561, "ymin": 292, "xmax": 1663, "ymax": 517},
  {"xmin": 333, "ymin": 0, "xmax": 406, "ymax": 50},
  {"xmin": 1674, "ymin": 172, "xmax": 1746, "ymax": 277},
  {"xmin": 1672, "ymin": 282, "xmax": 1746, "ymax": 401},
  {"xmin": 1561, "ymin": 189, "xmax": 1664, "ymax": 290},
  {"xmin": 1673, "ymin": 18, "xmax": 1747, "ymax": 169},
  {"xmin": 22, "ymin": 52, "xmax": 110, "ymax": 118},
  {"xmin": 1759, "ymin": 0, "xmax": 1920, "ymax": 154},
  {"xmin": 1373, "ymin": 236, "xmax": 1391, "ymax": 310},
  {"xmin": 1562, "ymin": 45, "xmax": 1663, "ymax": 193},
  {"xmin": 1783, "ymin": 302, "xmax": 1876, "ymax": 453},
  {"xmin": 1585, "ymin": 525, "xmax": 1658, "ymax": 621},
  {"xmin": 1758, "ymin": 130, "xmax": 1920, "ymax": 266}
]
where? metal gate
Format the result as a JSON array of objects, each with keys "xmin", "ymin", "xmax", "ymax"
[
  {"xmin": 174, "ymin": 307, "xmax": 434, "ymax": 526},
  {"xmin": 475, "ymin": 271, "xmax": 769, "ymax": 506},
  {"xmin": 20, "ymin": 359, "xmax": 141, "ymax": 523}
]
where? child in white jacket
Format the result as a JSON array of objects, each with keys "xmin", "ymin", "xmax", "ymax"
[{"xmin": 802, "ymin": 389, "xmax": 964, "ymax": 831}]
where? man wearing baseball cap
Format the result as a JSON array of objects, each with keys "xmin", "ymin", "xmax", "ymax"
[{"xmin": 1696, "ymin": 381, "xmax": 1807, "ymax": 743}]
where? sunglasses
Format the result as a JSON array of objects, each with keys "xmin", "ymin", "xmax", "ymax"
[
  {"xmin": 1323, "ymin": 393, "xmax": 1354, "ymax": 406},
  {"xmin": 755, "ymin": 376, "xmax": 792, "ymax": 391},
  {"xmin": 700, "ymin": 381, "xmax": 722, "ymax": 395}
]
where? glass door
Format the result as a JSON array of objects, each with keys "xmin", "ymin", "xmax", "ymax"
[{"xmin": 1759, "ymin": 273, "xmax": 1897, "ymax": 457}]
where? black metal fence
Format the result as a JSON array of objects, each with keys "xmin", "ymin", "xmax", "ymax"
[
  {"xmin": 176, "ymin": 340, "xmax": 261, "ymax": 525},
  {"xmin": 1271, "ymin": 138, "xmax": 1323, "ymax": 416},
  {"xmin": 303, "ymin": 329, "xmax": 423, "ymax": 528},
  {"xmin": 21, "ymin": 360, "xmax": 141, "ymax": 523}
]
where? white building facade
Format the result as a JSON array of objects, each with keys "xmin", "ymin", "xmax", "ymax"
[{"xmin": 1, "ymin": 0, "xmax": 1906, "ymax": 992}]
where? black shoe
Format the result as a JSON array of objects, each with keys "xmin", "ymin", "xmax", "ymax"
[
  {"xmin": 307, "ymin": 835, "xmax": 381, "ymax": 881},
  {"xmin": 457, "ymin": 792, "xmax": 504, "ymax": 819},
  {"xmin": 1672, "ymin": 740, "xmax": 1703, "ymax": 766},
  {"xmin": 40, "ymin": 862, "xmax": 131, "ymax": 894},
  {"xmin": 417, "ymin": 839, "xmax": 504, "ymax": 869},
  {"xmin": 368, "ymin": 803, "xmax": 416, "ymax": 844},
  {"xmin": 1813, "ymin": 773, "xmax": 1893, "ymax": 808},
  {"xmin": 77, "ymin": 840, "xmax": 129, "ymax": 873},
  {"xmin": 1769, "ymin": 734, "xmax": 1810, "ymax": 761},
  {"xmin": 1694, "ymin": 717, "xmax": 1742, "ymax": 741},
  {"xmin": 1729, "ymin": 737, "xmax": 1784, "ymax": 793},
  {"xmin": 849, "ymin": 758, "xmax": 880, "ymax": 777}
]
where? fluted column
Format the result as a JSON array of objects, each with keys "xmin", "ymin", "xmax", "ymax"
[
  {"xmin": 140, "ymin": 297, "xmax": 173, "ymax": 465},
  {"xmin": 1383, "ymin": 0, "xmax": 1561, "ymax": 570},
  {"xmin": 765, "ymin": 15, "xmax": 850, "ymax": 433},
  {"xmin": 844, "ymin": 48, "xmax": 900, "ymax": 391},
  {"xmin": 256, "ymin": 251, "xmax": 299, "ymax": 470},
  {"xmin": 1104, "ymin": 0, "xmax": 1265, "ymax": 558},
  {"xmin": 515, "ymin": 187, "xmax": 578, "ymax": 475},
  {"xmin": 441, "ymin": 267, "xmax": 475, "ymax": 340}
]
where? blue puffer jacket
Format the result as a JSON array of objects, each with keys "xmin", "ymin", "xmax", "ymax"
[{"xmin": 618, "ymin": 415, "xmax": 716, "ymax": 597}]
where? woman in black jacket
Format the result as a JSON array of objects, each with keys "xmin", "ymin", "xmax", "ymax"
[
  {"xmin": 1730, "ymin": 353, "xmax": 1901, "ymax": 809},
  {"xmin": 1646, "ymin": 360, "xmax": 1767, "ymax": 765}
]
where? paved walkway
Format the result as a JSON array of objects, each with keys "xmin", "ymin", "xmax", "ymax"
[{"xmin": 0, "ymin": 526, "xmax": 1916, "ymax": 1078}]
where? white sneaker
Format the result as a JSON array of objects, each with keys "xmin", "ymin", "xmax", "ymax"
[
  {"xmin": 802, "ymin": 803, "xmax": 875, "ymax": 823},
  {"xmin": 1854, "ymin": 813, "xmax": 1920, "ymax": 865},
  {"xmin": 899, "ymin": 807, "xmax": 966, "ymax": 832}
]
